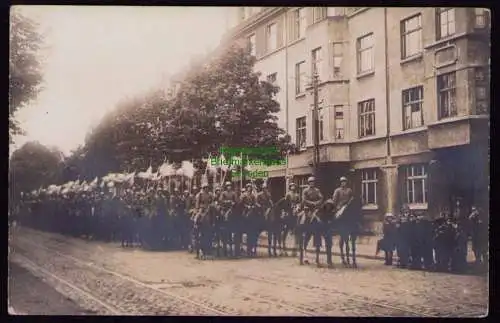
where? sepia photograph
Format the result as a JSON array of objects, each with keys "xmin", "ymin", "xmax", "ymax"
[{"xmin": 8, "ymin": 6, "xmax": 489, "ymax": 317}]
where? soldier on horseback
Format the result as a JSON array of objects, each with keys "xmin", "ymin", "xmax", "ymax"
[
  {"xmin": 240, "ymin": 183, "xmax": 258, "ymax": 256},
  {"xmin": 332, "ymin": 176, "xmax": 360, "ymax": 267},
  {"xmin": 299, "ymin": 176, "xmax": 324, "ymax": 265},
  {"xmin": 331, "ymin": 176, "xmax": 354, "ymax": 218},
  {"xmin": 220, "ymin": 182, "xmax": 237, "ymax": 211},
  {"xmin": 193, "ymin": 183, "xmax": 214, "ymax": 259},
  {"xmin": 256, "ymin": 184, "xmax": 273, "ymax": 216},
  {"xmin": 284, "ymin": 182, "xmax": 301, "ymax": 256}
]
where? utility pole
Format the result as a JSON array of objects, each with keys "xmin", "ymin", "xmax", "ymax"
[{"xmin": 311, "ymin": 69, "xmax": 321, "ymax": 179}]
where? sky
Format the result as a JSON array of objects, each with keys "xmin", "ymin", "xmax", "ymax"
[{"xmin": 11, "ymin": 5, "xmax": 229, "ymax": 156}]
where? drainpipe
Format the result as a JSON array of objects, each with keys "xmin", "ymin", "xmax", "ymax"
[
  {"xmin": 284, "ymin": 8, "xmax": 290, "ymax": 194},
  {"xmin": 381, "ymin": 7, "xmax": 398, "ymax": 221},
  {"xmin": 384, "ymin": 7, "xmax": 392, "ymax": 164}
]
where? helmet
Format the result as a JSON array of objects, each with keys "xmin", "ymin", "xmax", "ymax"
[
  {"xmin": 289, "ymin": 183, "xmax": 296, "ymax": 188},
  {"xmin": 225, "ymin": 181, "xmax": 232, "ymax": 187},
  {"xmin": 192, "ymin": 186, "xmax": 198, "ymax": 191},
  {"xmin": 184, "ymin": 190, "xmax": 189, "ymax": 194},
  {"xmin": 340, "ymin": 176, "xmax": 348, "ymax": 182},
  {"xmin": 246, "ymin": 183, "xmax": 252, "ymax": 188},
  {"xmin": 201, "ymin": 183, "xmax": 209, "ymax": 188},
  {"xmin": 307, "ymin": 176, "xmax": 315, "ymax": 183}
]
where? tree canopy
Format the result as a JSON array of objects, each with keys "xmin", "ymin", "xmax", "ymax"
[
  {"xmin": 9, "ymin": 9, "xmax": 45, "ymax": 142},
  {"xmin": 76, "ymin": 44, "xmax": 294, "ymax": 178},
  {"xmin": 9, "ymin": 141, "xmax": 64, "ymax": 198}
]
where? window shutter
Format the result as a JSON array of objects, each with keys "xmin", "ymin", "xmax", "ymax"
[
  {"xmin": 307, "ymin": 7, "xmax": 313, "ymax": 26},
  {"xmin": 287, "ymin": 11, "xmax": 294, "ymax": 43},
  {"xmin": 277, "ymin": 15, "xmax": 284, "ymax": 48},
  {"xmin": 256, "ymin": 27, "xmax": 265, "ymax": 58},
  {"xmin": 306, "ymin": 108, "xmax": 313, "ymax": 147},
  {"xmin": 328, "ymin": 104, "xmax": 335, "ymax": 140},
  {"xmin": 319, "ymin": 105, "xmax": 328, "ymax": 143}
]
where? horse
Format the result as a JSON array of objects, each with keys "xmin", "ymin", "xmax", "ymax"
[
  {"xmin": 212, "ymin": 202, "xmax": 231, "ymax": 257},
  {"xmin": 298, "ymin": 200, "xmax": 336, "ymax": 267},
  {"xmin": 335, "ymin": 197, "xmax": 363, "ymax": 268},
  {"xmin": 265, "ymin": 199, "xmax": 284, "ymax": 257},
  {"xmin": 242, "ymin": 203, "xmax": 265, "ymax": 257},
  {"xmin": 192, "ymin": 204, "xmax": 218, "ymax": 260}
]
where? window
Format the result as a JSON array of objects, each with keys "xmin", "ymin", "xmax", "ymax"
[
  {"xmin": 294, "ymin": 175, "xmax": 309, "ymax": 197},
  {"xmin": 436, "ymin": 8, "xmax": 456, "ymax": 40},
  {"xmin": 312, "ymin": 7, "xmax": 327, "ymax": 23},
  {"xmin": 318, "ymin": 107, "xmax": 324, "ymax": 141},
  {"xmin": 474, "ymin": 8, "xmax": 490, "ymax": 28},
  {"xmin": 437, "ymin": 72, "xmax": 457, "ymax": 119},
  {"xmin": 266, "ymin": 23, "xmax": 277, "ymax": 52},
  {"xmin": 292, "ymin": 8, "xmax": 306, "ymax": 40},
  {"xmin": 401, "ymin": 14, "xmax": 422, "ymax": 59},
  {"xmin": 361, "ymin": 169, "xmax": 378, "ymax": 206},
  {"xmin": 404, "ymin": 164, "xmax": 428, "ymax": 205},
  {"xmin": 312, "ymin": 47, "xmax": 322, "ymax": 78},
  {"xmin": 267, "ymin": 73, "xmax": 277, "ymax": 84},
  {"xmin": 296, "ymin": 117, "xmax": 307, "ymax": 148},
  {"xmin": 295, "ymin": 61, "xmax": 306, "ymax": 94},
  {"xmin": 402, "ymin": 86, "xmax": 424, "ymax": 130},
  {"xmin": 332, "ymin": 42, "xmax": 343, "ymax": 75},
  {"xmin": 334, "ymin": 105, "xmax": 345, "ymax": 139},
  {"xmin": 357, "ymin": 33, "xmax": 374, "ymax": 74},
  {"xmin": 358, "ymin": 99, "xmax": 375, "ymax": 137},
  {"xmin": 475, "ymin": 67, "xmax": 490, "ymax": 114},
  {"xmin": 248, "ymin": 34, "xmax": 256, "ymax": 56}
]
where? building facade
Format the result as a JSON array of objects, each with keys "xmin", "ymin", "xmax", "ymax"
[{"xmin": 220, "ymin": 7, "xmax": 490, "ymax": 233}]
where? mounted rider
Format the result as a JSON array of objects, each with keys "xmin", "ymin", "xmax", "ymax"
[
  {"xmin": 194, "ymin": 183, "xmax": 213, "ymax": 224},
  {"xmin": 331, "ymin": 176, "xmax": 354, "ymax": 219},
  {"xmin": 285, "ymin": 182, "xmax": 301, "ymax": 215},
  {"xmin": 219, "ymin": 181, "xmax": 238, "ymax": 214},
  {"xmin": 213, "ymin": 185, "xmax": 222, "ymax": 206},
  {"xmin": 256, "ymin": 183, "xmax": 273, "ymax": 219},
  {"xmin": 241, "ymin": 183, "xmax": 257, "ymax": 211},
  {"xmin": 301, "ymin": 176, "xmax": 324, "ymax": 223}
]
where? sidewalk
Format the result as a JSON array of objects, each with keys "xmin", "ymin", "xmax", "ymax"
[{"xmin": 255, "ymin": 234, "xmax": 476, "ymax": 263}]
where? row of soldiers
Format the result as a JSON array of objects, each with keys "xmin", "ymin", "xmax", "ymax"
[
  {"xmin": 12, "ymin": 179, "xmax": 281, "ymax": 253},
  {"xmin": 378, "ymin": 198, "xmax": 488, "ymax": 273}
]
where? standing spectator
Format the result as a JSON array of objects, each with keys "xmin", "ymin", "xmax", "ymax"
[
  {"xmin": 469, "ymin": 206, "xmax": 488, "ymax": 268},
  {"xmin": 396, "ymin": 205, "xmax": 412, "ymax": 268},
  {"xmin": 451, "ymin": 197, "xmax": 468, "ymax": 273},
  {"xmin": 377, "ymin": 214, "xmax": 397, "ymax": 266}
]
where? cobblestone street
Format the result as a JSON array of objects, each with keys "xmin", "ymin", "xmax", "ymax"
[{"xmin": 8, "ymin": 227, "xmax": 488, "ymax": 316}]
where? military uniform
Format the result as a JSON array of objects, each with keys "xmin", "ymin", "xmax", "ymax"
[
  {"xmin": 194, "ymin": 190, "xmax": 213, "ymax": 222},
  {"xmin": 256, "ymin": 190, "xmax": 273, "ymax": 212},
  {"xmin": 433, "ymin": 213, "xmax": 455, "ymax": 272},
  {"xmin": 331, "ymin": 186, "xmax": 353, "ymax": 213},
  {"xmin": 379, "ymin": 215, "xmax": 397, "ymax": 265},
  {"xmin": 219, "ymin": 189, "xmax": 238, "ymax": 213},
  {"xmin": 396, "ymin": 209, "xmax": 412, "ymax": 268},
  {"xmin": 301, "ymin": 186, "xmax": 323, "ymax": 224}
]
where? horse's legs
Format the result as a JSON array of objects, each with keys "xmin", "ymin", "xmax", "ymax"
[
  {"xmin": 297, "ymin": 229, "xmax": 305, "ymax": 265},
  {"xmin": 267, "ymin": 228, "xmax": 273, "ymax": 257},
  {"xmin": 351, "ymin": 234, "xmax": 357, "ymax": 268},
  {"xmin": 272, "ymin": 228, "xmax": 278, "ymax": 256},
  {"xmin": 281, "ymin": 227, "xmax": 289, "ymax": 256},
  {"xmin": 339, "ymin": 236, "xmax": 347, "ymax": 266},
  {"xmin": 345, "ymin": 235, "xmax": 351, "ymax": 266},
  {"xmin": 326, "ymin": 230, "xmax": 333, "ymax": 267}
]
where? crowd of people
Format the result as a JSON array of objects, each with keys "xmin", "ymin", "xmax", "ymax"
[
  {"xmin": 10, "ymin": 174, "xmax": 488, "ymax": 272},
  {"xmin": 378, "ymin": 199, "xmax": 488, "ymax": 273}
]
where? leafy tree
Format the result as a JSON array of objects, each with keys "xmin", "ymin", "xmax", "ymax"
[
  {"xmin": 9, "ymin": 9, "xmax": 45, "ymax": 143},
  {"xmin": 9, "ymin": 141, "xmax": 64, "ymax": 198},
  {"xmin": 165, "ymin": 44, "xmax": 293, "ymax": 161},
  {"xmin": 75, "ymin": 44, "xmax": 293, "ymax": 177}
]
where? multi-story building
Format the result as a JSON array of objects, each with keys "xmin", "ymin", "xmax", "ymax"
[{"xmin": 220, "ymin": 7, "xmax": 490, "ymax": 233}]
